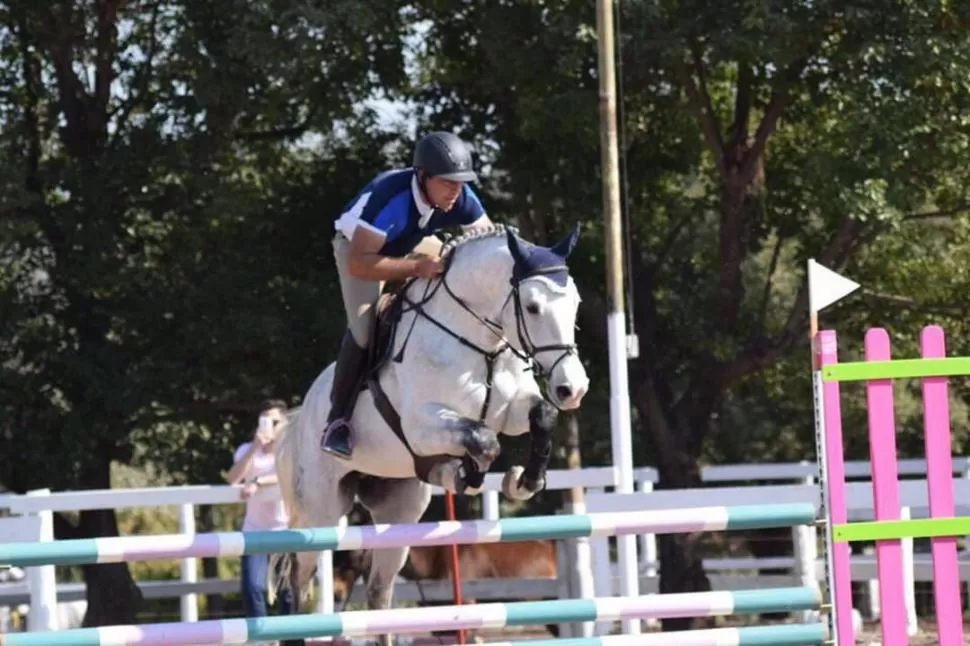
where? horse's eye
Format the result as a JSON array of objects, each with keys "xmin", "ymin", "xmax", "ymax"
[{"xmin": 526, "ymin": 303, "xmax": 540, "ymax": 315}]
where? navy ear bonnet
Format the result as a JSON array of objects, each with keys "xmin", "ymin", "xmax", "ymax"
[{"xmin": 506, "ymin": 223, "xmax": 581, "ymax": 288}]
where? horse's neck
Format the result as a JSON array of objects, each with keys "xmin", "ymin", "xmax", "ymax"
[{"xmin": 411, "ymin": 240, "xmax": 510, "ymax": 353}]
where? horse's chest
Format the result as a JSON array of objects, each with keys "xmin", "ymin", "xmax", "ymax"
[
  {"xmin": 409, "ymin": 353, "xmax": 517, "ymax": 408},
  {"xmin": 488, "ymin": 368, "xmax": 522, "ymax": 401}
]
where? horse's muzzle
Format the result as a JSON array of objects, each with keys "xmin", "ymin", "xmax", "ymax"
[{"xmin": 551, "ymin": 381, "xmax": 588, "ymax": 410}]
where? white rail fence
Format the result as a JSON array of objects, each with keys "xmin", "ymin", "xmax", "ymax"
[{"xmin": 2, "ymin": 458, "xmax": 969, "ymax": 634}]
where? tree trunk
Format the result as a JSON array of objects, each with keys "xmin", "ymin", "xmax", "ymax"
[
  {"xmin": 634, "ymin": 373, "xmax": 716, "ymax": 631},
  {"xmin": 655, "ymin": 444, "xmax": 712, "ymax": 631},
  {"xmin": 77, "ymin": 458, "xmax": 142, "ymax": 627}
]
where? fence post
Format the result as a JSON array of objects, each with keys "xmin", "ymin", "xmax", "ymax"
[
  {"xmin": 963, "ymin": 463, "xmax": 970, "ymax": 603},
  {"xmin": 793, "ymin": 470, "xmax": 819, "ymax": 623},
  {"xmin": 863, "ymin": 545, "xmax": 881, "ymax": 620},
  {"xmin": 636, "ymin": 477, "xmax": 659, "ymax": 630},
  {"xmin": 560, "ymin": 501, "xmax": 594, "ymax": 638},
  {"xmin": 482, "ymin": 490, "xmax": 500, "ymax": 521},
  {"xmin": 586, "ymin": 486, "xmax": 612, "ymax": 637},
  {"xmin": 901, "ymin": 506, "xmax": 917, "ymax": 636},
  {"xmin": 555, "ymin": 539, "xmax": 575, "ymax": 638},
  {"xmin": 178, "ymin": 503, "xmax": 198, "ymax": 622},
  {"xmin": 25, "ymin": 489, "xmax": 57, "ymax": 631},
  {"xmin": 315, "ymin": 514, "xmax": 345, "ymax": 641}
]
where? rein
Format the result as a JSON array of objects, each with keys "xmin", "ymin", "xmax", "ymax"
[
  {"xmin": 396, "ymin": 242, "xmax": 577, "ymax": 421},
  {"xmin": 364, "ymin": 233, "xmax": 577, "ymax": 488}
]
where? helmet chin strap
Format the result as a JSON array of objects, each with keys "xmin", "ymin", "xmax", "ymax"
[
  {"xmin": 417, "ymin": 169, "xmax": 432, "ymax": 203},
  {"xmin": 417, "ymin": 169, "xmax": 447, "ymax": 211}
]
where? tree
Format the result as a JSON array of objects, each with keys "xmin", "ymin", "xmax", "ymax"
[
  {"xmin": 0, "ymin": 0, "xmax": 409, "ymax": 625},
  {"xmin": 410, "ymin": 0, "xmax": 970, "ymax": 629}
]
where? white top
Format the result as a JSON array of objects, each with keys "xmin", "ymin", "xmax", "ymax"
[{"xmin": 234, "ymin": 442, "xmax": 289, "ymax": 531}]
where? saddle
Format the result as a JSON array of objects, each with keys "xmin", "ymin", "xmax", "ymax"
[{"xmin": 365, "ymin": 288, "xmax": 407, "ymax": 379}]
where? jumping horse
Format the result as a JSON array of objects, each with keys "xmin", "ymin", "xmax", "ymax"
[{"xmin": 270, "ymin": 224, "xmax": 589, "ymax": 646}]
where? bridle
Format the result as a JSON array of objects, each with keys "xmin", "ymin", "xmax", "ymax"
[
  {"xmin": 506, "ymin": 263, "xmax": 579, "ymax": 388},
  {"xmin": 396, "ymin": 240, "xmax": 578, "ymax": 420}
]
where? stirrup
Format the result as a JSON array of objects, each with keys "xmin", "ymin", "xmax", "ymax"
[{"xmin": 321, "ymin": 419, "xmax": 353, "ymax": 459}]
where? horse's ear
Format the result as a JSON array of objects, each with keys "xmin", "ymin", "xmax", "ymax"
[
  {"xmin": 550, "ymin": 223, "xmax": 581, "ymax": 259},
  {"xmin": 506, "ymin": 228, "xmax": 526, "ymax": 265}
]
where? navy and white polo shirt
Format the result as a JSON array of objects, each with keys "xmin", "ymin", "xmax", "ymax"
[{"xmin": 334, "ymin": 169, "xmax": 487, "ymax": 257}]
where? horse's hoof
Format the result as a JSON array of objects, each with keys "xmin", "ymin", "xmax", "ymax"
[
  {"xmin": 502, "ymin": 465, "xmax": 536, "ymax": 501},
  {"xmin": 523, "ymin": 473, "xmax": 546, "ymax": 494}
]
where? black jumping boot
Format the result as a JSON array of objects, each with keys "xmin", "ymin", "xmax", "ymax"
[{"xmin": 321, "ymin": 331, "xmax": 368, "ymax": 459}]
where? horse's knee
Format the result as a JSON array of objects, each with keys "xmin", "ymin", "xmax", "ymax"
[
  {"xmin": 456, "ymin": 420, "xmax": 500, "ymax": 466},
  {"xmin": 366, "ymin": 582, "xmax": 393, "ymax": 609}
]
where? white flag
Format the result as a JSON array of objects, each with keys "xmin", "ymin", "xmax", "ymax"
[{"xmin": 808, "ymin": 259, "xmax": 860, "ymax": 314}]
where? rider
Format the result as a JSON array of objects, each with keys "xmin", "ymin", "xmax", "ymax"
[{"xmin": 322, "ymin": 131, "xmax": 494, "ymax": 459}]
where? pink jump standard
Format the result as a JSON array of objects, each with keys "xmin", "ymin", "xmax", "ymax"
[{"xmin": 817, "ymin": 325, "xmax": 968, "ymax": 645}]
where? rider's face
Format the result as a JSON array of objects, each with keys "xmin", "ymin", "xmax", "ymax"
[{"xmin": 425, "ymin": 176, "xmax": 463, "ymax": 211}]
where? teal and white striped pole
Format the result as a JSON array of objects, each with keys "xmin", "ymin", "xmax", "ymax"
[
  {"xmin": 0, "ymin": 589, "xmax": 824, "ymax": 645},
  {"xmin": 0, "ymin": 504, "xmax": 816, "ymax": 568}
]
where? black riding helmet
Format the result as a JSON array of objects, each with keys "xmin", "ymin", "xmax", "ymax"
[{"xmin": 413, "ymin": 132, "xmax": 478, "ymax": 183}]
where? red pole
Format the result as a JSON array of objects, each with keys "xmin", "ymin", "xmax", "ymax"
[{"xmin": 445, "ymin": 491, "xmax": 466, "ymax": 645}]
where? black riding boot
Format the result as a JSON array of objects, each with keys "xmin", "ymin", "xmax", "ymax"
[{"xmin": 321, "ymin": 332, "xmax": 368, "ymax": 459}]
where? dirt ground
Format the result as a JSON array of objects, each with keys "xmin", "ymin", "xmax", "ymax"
[{"xmin": 855, "ymin": 620, "xmax": 969, "ymax": 646}]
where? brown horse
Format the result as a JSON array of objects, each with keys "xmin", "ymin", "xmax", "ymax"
[{"xmin": 332, "ymin": 512, "xmax": 560, "ymax": 639}]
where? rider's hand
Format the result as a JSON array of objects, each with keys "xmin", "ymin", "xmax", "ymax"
[{"xmin": 414, "ymin": 255, "xmax": 444, "ymax": 278}]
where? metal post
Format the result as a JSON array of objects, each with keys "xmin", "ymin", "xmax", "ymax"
[
  {"xmin": 25, "ymin": 489, "xmax": 57, "ymax": 632},
  {"xmin": 596, "ymin": 0, "xmax": 640, "ymax": 634},
  {"xmin": 178, "ymin": 503, "xmax": 198, "ymax": 622},
  {"xmin": 446, "ymin": 492, "xmax": 466, "ymax": 645}
]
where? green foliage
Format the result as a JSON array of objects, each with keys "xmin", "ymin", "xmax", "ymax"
[
  {"xmin": 407, "ymin": 0, "xmax": 970, "ymax": 476},
  {"xmin": 3, "ymin": 0, "xmax": 970, "ymax": 621},
  {"xmin": 0, "ymin": 0, "xmax": 412, "ymax": 623},
  {"xmin": 0, "ymin": 0, "xmax": 412, "ymax": 492}
]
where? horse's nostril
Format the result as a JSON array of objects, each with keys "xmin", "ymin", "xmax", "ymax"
[{"xmin": 555, "ymin": 385, "xmax": 573, "ymax": 400}]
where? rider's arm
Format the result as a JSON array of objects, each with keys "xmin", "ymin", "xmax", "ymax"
[
  {"xmin": 348, "ymin": 227, "xmax": 426, "ymax": 281},
  {"xmin": 349, "ymin": 191, "xmax": 432, "ymax": 280}
]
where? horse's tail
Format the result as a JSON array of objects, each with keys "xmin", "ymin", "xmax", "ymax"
[
  {"xmin": 268, "ymin": 406, "xmax": 303, "ymax": 606},
  {"xmin": 267, "ymin": 551, "xmax": 291, "ymax": 606},
  {"xmin": 275, "ymin": 406, "xmax": 303, "ymax": 527}
]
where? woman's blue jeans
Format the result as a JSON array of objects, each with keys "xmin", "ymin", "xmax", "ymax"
[{"xmin": 240, "ymin": 553, "xmax": 296, "ymax": 617}]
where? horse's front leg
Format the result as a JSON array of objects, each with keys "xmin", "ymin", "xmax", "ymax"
[
  {"xmin": 520, "ymin": 398, "xmax": 557, "ymax": 492},
  {"xmin": 404, "ymin": 404, "xmax": 501, "ymax": 494},
  {"xmin": 496, "ymin": 396, "xmax": 558, "ymax": 501}
]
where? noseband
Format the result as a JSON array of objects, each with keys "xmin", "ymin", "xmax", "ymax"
[{"xmin": 507, "ymin": 264, "xmax": 579, "ymax": 386}]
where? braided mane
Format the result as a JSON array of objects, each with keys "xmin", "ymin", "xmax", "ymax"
[{"xmin": 440, "ymin": 222, "xmax": 521, "ymax": 258}]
